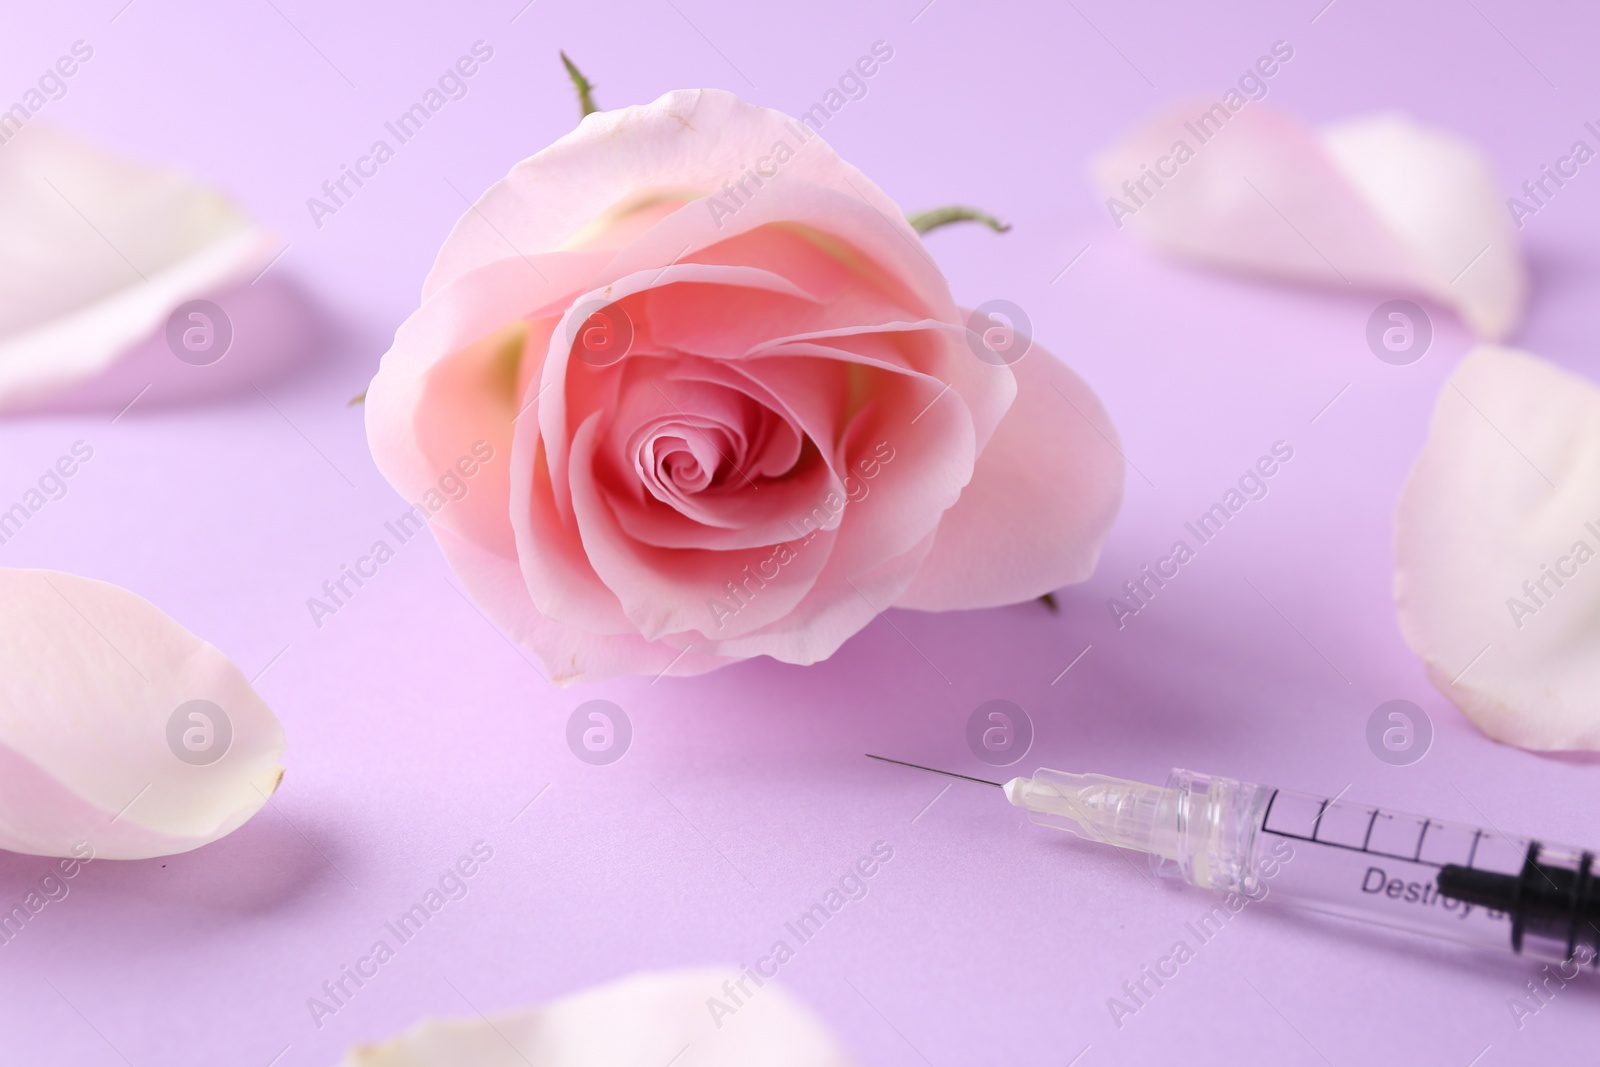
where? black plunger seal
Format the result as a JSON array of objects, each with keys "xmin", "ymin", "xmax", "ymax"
[{"xmin": 1437, "ymin": 843, "xmax": 1600, "ymax": 964}]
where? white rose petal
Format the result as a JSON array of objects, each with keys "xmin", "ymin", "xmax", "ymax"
[
  {"xmin": 0, "ymin": 568, "xmax": 286, "ymax": 859},
  {"xmin": 335, "ymin": 966, "xmax": 856, "ymax": 1067},
  {"xmin": 1395, "ymin": 346, "xmax": 1600, "ymax": 750},
  {"xmin": 0, "ymin": 125, "xmax": 279, "ymax": 411},
  {"xmin": 1094, "ymin": 103, "xmax": 1527, "ymax": 338}
]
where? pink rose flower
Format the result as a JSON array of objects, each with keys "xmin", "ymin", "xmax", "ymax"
[{"xmin": 366, "ymin": 89, "xmax": 1122, "ymax": 683}]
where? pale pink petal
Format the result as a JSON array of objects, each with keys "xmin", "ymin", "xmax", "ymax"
[
  {"xmin": 737, "ymin": 350, "xmax": 976, "ymax": 571},
  {"xmin": 1322, "ymin": 114, "xmax": 1527, "ymax": 339},
  {"xmin": 0, "ymin": 569, "xmax": 285, "ymax": 859},
  {"xmin": 0, "ymin": 125, "xmax": 284, "ymax": 411},
  {"xmin": 897, "ymin": 342, "xmax": 1124, "ymax": 611},
  {"xmin": 746, "ymin": 315, "xmax": 1013, "ymax": 457},
  {"xmin": 13, "ymin": 275, "xmax": 318, "ymax": 416},
  {"xmin": 1095, "ymin": 103, "xmax": 1527, "ymax": 339},
  {"xmin": 335, "ymin": 966, "xmax": 856, "ymax": 1067},
  {"xmin": 432, "ymin": 525, "xmax": 731, "ymax": 683},
  {"xmin": 602, "ymin": 175, "xmax": 958, "ymax": 332},
  {"xmin": 510, "ymin": 427, "xmax": 637, "ymax": 639},
  {"xmin": 422, "ymin": 88, "xmax": 909, "ymax": 299},
  {"xmin": 365, "ymin": 251, "xmax": 610, "ymax": 557},
  {"xmin": 1395, "ymin": 345, "xmax": 1600, "ymax": 750},
  {"xmin": 707, "ymin": 528, "xmax": 937, "ymax": 665}
]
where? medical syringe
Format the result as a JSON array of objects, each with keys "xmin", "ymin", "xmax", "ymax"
[{"xmin": 867, "ymin": 755, "xmax": 1600, "ymax": 965}]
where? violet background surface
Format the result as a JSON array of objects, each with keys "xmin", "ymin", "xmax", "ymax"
[{"xmin": 2, "ymin": 0, "xmax": 1597, "ymax": 1063}]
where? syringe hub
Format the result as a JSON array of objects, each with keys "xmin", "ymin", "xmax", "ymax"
[
  {"xmin": 1004, "ymin": 770, "xmax": 1185, "ymax": 864},
  {"xmin": 1007, "ymin": 767, "xmax": 1276, "ymax": 893}
]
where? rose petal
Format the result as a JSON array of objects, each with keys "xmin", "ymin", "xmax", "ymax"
[
  {"xmin": 335, "ymin": 966, "xmax": 856, "ymax": 1067},
  {"xmin": 0, "ymin": 569, "xmax": 285, "ymax": 858},
  {"xmin": 707, "ymin": 527, "xmax": 938, "ymax": 665},
  {"xmin": 1094, "ymin": 103, "xmax": 1527, "ymax": 338},
  {"xmin": 422, "ymin": 88, "xmax": 909, "ymax": 299},
  {"xmin": 1322, "ymin": 113, "xmax": 1527, "ymax": 339},
  {"xmin": 0, "ymin": 125, "xmax": 282, "ymax": 410},
  {"xmin": 1395, "ymin": 345, "xmax": 1600, "ymax": 750},
  {"xmin": 366, "ymin": 251, "xmax": 609, "ymax": 558},
  {"xmin": 896, "ymin": 342, "xmax": 1124, "ymax": 610},
  {"xmin": 431, "ymin": 523, "xmax": 734, "ymax": 683},
  {"xmin": 11, "ymin": 275, "xmax": 318, "ymax": 416}
]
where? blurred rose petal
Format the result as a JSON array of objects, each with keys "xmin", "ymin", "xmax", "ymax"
[
  {"xmin": 337, "ymin": 966, "xmax": 855, "ymax": 1066},
  {"xmin": 0, "ymin": 568, "xmax": 285, "ymax": 858},
  {"xmin": 1395, "ymin": 346, "xmax": 1600, "ymax": 750},
  {"xmin": 0, "ymin": 125, "xmax": 305, "ymax": 414},
  {"xmin": 1095, "ymin": 103, "xmax": 1527, "ymax": 339}
]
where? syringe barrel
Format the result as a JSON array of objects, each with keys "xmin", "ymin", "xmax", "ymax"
[{"xmin": 1154, "ymin": 768, "xmax": 1600, "ymax": 966}]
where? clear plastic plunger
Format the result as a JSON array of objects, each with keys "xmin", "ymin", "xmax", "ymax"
[{"xmin": 1005, "ymin": 766, "xmax": 1600, "ymax": 966}]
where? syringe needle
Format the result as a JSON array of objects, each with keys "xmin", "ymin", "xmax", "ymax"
[{"xmin": 864, "ymin": 754, "xmax": 1004, "ymax": 788}]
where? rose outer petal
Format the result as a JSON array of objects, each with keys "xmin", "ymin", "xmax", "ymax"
[
  {"xmin": 1395, "ymin": 345, "xmax": 1600, "ymax": 750},
  {"xmin": 896, "ymin": 342, "xmax": 1125, "ymax": 611},
  {"xmin": 366, "ymin": 250, "xmax": 609, "ymax": 559},
  {"xmin": 422, "ymin": 88, "xmax": 911, "ymax": 300}
]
